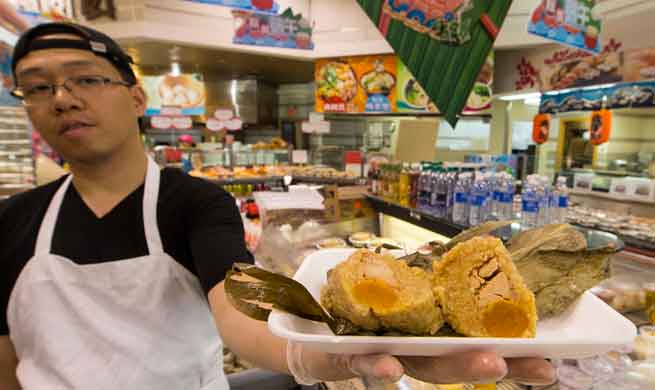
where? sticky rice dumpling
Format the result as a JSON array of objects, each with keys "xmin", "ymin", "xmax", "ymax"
[
  {"xmin": 320, "ymin": 250, "xmax": 444, "ymax": 335},
  {"xmin": 433, "ymin": 236, "xmax": 537, "ymax": 338}
]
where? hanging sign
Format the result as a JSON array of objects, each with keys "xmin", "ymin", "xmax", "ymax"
[
  {"xmin": 589, "ymin": 109, "xmax": 611, "ymax": 145},
  {"xmin": 206, "ymin": 108, "xmax": 243, "ymax": 132},
  {"xmin": 528, "ymin": 0, "xmax": 602, "ymax": 54},
  {"xmin": 355, "ymin": 0, "xmax": 512, "ymax": 127},
  {"xmin": 539, "ymin": 81, "xmax": 655, "ymax": 114},
  {"xmin": 315, "ymin": 55, "xmax": 397, "ymax": 114},
  {"xmin": 173, "ymin": 116, "xmax": 193, "ymax": 130},
  {"xmin": 142, "ymin": 74, "xmax": 206, "ymax": 116},
  {"xmin": 232, "ymin": 7, "xmax": 313, "ymax": 50},
  {"xmin": 532, "ymin": 113, "xmax": 551, "ymax": 145}
]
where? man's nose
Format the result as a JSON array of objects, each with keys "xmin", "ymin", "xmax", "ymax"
[{"xmin": 53, "ymin": 83, "xmax": 84, "ymax": 112}]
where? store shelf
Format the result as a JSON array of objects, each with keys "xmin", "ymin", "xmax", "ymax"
[
  {"xmin": 366, "ymin": 194, "xmax": 466, "ymax": 238},
  {"xmin": 204, "ymin": 176, "xmax": 284, "ymax": 185},
  {"xmin": 292, "ymin": 176, "xmax": 364, "ymax": 186},
  {"xmin": 571, "ymin": 222, "xmax": 655, "ymax": 255},
  {"xmin": 570, "ymin": 189, "xmax": 655, "ymax": 205}
]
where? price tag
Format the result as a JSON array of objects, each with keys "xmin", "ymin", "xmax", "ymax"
[
  {"xmin": 409, "ymin": 211, "xmax": 422, "ymax": 221},
  {"xmin": 172, "ymin": 116, "xmax": 192, "ymax": 129},
  {"xmin": 151, "ymin": 116, "xmax": 172, "ymax": 129},
  {"xmin": 292, "ymin": 150, "xmax": 308, "ymax": 164}
]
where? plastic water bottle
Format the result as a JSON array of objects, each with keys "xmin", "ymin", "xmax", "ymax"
[
  {"xmin": 482, "ymin": 172, "xmax": 494, "ymax": 221},
  {"xmin": 431, "ymin": 167, "xmax": 448, "ymax": 218},
  {"xmin": 536, "ymin": 176, "xmax": 550, "ymax": 227},
  {"xmin": 521, "ymin": 177, "xmax": 539, "ymax": 229},
  {"xmin": 469, "ymin": 173, "xmax": 488, "ymax": 226},
  {"xmin": 490, "ymin": 173, "xmax": 501, "ymax": 218},
  {"xmin": 497, "ymin": 173, "xmax": 515, "ymax": 221},
  {"xmin": 553, "ymin": 176, "xmax": 570, "ymax": 224},
  {"xmin": 452, "ymin": 172, "xmax": 471, "ymax": 225},
  {"xmin": 417, "ymin": 163, "xmax": 431, "ymax": 212},
  {"xmin": 445, "ymin": 168, "xmax": 457, "ymax": 220}
]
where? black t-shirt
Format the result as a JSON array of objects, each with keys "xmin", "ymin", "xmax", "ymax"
[{"xmin": 0, "ymin": 168, "xmax": 253, "ymax": 335}]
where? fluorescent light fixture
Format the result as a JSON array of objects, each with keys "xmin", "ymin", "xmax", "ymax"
[
  {"xmin": 524, "ymin": 96, "xmax": 542, "ymax": 106},
  {"xmin": 170, "ymin": 62, "xmax": 181, "ymax": 77},
  {"xmin": 498, "ymin": 92, "xmax": 542, "ymax": 101},
  {"xmin": 340, "ymin": 26, "xmax": 360, "ymax": 32}
]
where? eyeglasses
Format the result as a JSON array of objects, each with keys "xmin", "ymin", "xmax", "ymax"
[{"xmin": 11, "ymin": 75, "xmax": 133, "ymax": 106}]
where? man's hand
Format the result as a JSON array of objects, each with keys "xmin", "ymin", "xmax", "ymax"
[
  {"xmin": 0, "ymin": 336, "xmax": 20, "ymax": 390},
  {"xmin": 294, "ymin": 343, "xmax": 555, "ymax": 386},
  {"xmin": 210, "ymin": 282, "xmax": 555, "ymax": 386}
]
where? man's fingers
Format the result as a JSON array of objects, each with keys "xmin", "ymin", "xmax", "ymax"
[
  {"xmin": 506, "ymin": 358, "xmax": 556, "ymax": 386},
  {"xmin": 348, "ymin": 354, "xmax": 404, "ymax": 384},
  {"xmin": 399, "ymin": 351, "xmax": 508, "ymax": 384}
]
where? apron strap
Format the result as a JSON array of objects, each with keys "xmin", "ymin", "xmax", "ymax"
[
  {"xmin": 34, "ymin": 156, "xmax": 164, "ymax": 256},
  {"xmin": 34, "ymin": 174, "xmax": 73, "ymax": 256},
  {"xmin": 143, "ymin": 156, "xmax": 165, "ymax": 255}
]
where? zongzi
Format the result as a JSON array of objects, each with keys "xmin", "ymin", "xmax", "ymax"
[
  {"xmin": 433, "ymin": 236, "xmax": 537, "ymax": 338},
  {"xmin": 321, "ymin": 250, "xmax": 444, "ymax": 335}
]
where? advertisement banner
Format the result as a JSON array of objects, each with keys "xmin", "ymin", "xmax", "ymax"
[
  {"xmin": 232, "ymin": 8, "xmax": 313, "ymax": 50},
  {"xmin": 539, "ymin": 81, "xmax": 655, "ymax": 114},
  {"xmin": 395, "ymin": 52, "xmax": 493, "ymax": 114},
  {"xmin": 184, "ymin": 0, "xmax": 279, "ymax": 14},
  {"xmin": 528, "ymin": 0, "xmax": 601, "ymax": 54},
  {"xmin": 315, "ymin": 55, "xmax": 397, "ymax": 114},
  {"xmin": 141, "ymin": 74, "xmax": 206, "ymax": 116},
  {"xmin": 511, "ymin": 39, "xmax": 626, "ymax": 93}
]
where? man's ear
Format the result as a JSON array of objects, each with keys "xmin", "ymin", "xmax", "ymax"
[{"xmin": 130, "ymin": 85, "xmax": 147, "ymax": 117}]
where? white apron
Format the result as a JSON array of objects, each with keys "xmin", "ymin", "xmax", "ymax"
[{"xmin": 7, "ymin": 157, "xmax": 229, "ymax": 390}]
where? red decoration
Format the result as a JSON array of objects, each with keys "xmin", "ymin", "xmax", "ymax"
[
  {"xmin": 516, "ymin": 57, "xmax": 539, "ymax": 90},
  {"xmin": 590, "ymin": 109, "xmax": 612, "ymax": 146},
  {"xmin": 533, "ymin": 113, "xmax": 551, "ymax": 145}
]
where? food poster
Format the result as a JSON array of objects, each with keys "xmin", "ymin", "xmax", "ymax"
[
  {"xmin": 509, "ymin": 40, "xmax": 625, "ymax": 94},
  {"xmin": 315, "ymin": 55, "xmax": 397, "ymax": 114},
  {"xmin": 528, "ymin": 0, "xmax": 602, "ymax": 54},
  {"xmin": 0, "ymin": 1, "xmax": 73, "ymax": 105},
  {"xmin": 183, "ymin": 0, "xmax": 279, "ymax": 14},
  {"xmin": 356, "ymin": 55, "xmax": 397, "ymax": 113},
  {"xmin": 141, "ymin": 74, "xmax": 207, "ymax": 116},
  {"xmin": 542, "ymin": 47, "xmax": 622, "ymax": 91},
  {"xmin": 539, "ymin": 81, "xmax": 655, "ymax": 114},
  {"xmin": 396, "ymin": 52, "xmax": 493, "ymax": 114},
  {"xmin": 396, "ymin": 59, "xmax": 437, "ymax": 113},
  {"xmin": 232, "ymin": 8, "xmax": 313, "ymax": 50},
  {"xmin": 624, "ymin": 48, "xmax": 655, "ymax": 82}
]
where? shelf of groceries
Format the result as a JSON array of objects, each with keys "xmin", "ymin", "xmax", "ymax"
[{"xmin": 368, "ymin": 161, "xmax": 655, "ymax": 256}]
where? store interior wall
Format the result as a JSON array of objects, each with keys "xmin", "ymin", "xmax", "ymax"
[{"xmin": 433, "ymin": 101, "xmax": 509, "ymax": 162}]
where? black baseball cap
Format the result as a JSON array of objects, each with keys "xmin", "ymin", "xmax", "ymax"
[{"xmin": 11, "ymin": 22, "xmax": 136, "ymax": 85}]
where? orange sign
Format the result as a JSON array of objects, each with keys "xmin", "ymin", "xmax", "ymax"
[
  {"xmin": 532, "ymin": 113, "xmax": 551, "ymax": 144},
  {"xmin": 315, "ymin": 55, "xmax": 397, "ymax": 113},
  {"xmin": 590, "ymin": 109, "xmax": 612, "ymax": 145}
]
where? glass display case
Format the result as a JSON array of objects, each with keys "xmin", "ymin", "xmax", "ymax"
[{"xmin": 0, "ymin": 107, "xmax": 34, "ymax": 199}]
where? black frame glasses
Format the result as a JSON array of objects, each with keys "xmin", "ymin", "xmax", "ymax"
[{"xmin": 11, "ymin": 75, "xmax": 133, "ymax": 105}]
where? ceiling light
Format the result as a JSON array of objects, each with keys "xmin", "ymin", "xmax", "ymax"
[
  {"xmin": 497, "ymin": 92, "xmax": 542, "ymax": 101},
  {"xmin": 170, "ymin": 62, "xmax": 181, "ymax": 77}
]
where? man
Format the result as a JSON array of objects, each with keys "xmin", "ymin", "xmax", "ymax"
[{"xmin": 0, "ymin": 22, "xmax": 555, "ymax": 389}]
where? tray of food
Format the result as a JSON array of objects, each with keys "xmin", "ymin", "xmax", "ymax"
[{"xmin": 226, "ymin": 223, "xmax": 636, "ymax": 359}]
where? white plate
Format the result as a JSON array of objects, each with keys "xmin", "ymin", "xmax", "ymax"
[{"xmin": 269, "ymin": 249, "xmax": 637, "ymax": 359}]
